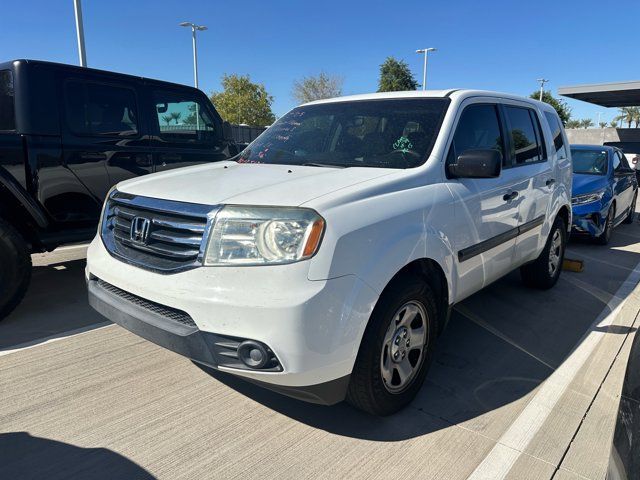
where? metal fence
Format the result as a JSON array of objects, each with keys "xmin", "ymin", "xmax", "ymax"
[{"xmin": 231, "ymin": 124, "xmax": 267, "ymax": 146}]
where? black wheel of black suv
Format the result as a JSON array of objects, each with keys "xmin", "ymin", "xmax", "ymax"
[
  {"xmin": 347, "ymin": 274, "xmax": 438, "ymax": 416},
  {"xmin": 0, "ymin": 218, "xmax": 31, "ymax": 321},
  {"xmin": 520, "ymin": 216, "xmax": 566, "ymax": 290}
]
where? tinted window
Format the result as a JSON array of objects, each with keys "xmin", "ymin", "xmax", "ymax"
[
  {"xmin": 447, "ymin": 104, "xmax": 504, "ymax": 166},
  {"xmin": 544, "ymin": 111, "xmax": 567, "ymax": 158},
  {"xmin": 154, "ymin": 91, "xmax": 216, "ymax": 144},
  {"xmin": 615, "ymin": 150, "xmax": 631, "ymax": 171},
  {"xmin": 612, "ymin": 151, "xmax": 621, "ymax": 172},
  {"xmin": 505, "ymin": 106, "xmax": 544, "ymax": 165},
  {"xmin": 0, "ymin": 70, "xmax": 15, "ymax": 131},
  {"xmin": 570, "ymin": 148, "xmax": 608, "ymax": 175},
  {"xmin": 237, "ymin": 99, "xmax": 450, "ymax": 169},
  {"xmin": 65, "ymin": 81, "xmax": 138, "ymax": 136}
]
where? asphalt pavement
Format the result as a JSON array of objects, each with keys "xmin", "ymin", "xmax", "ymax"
[{"xmin": 2, "ymin": 222, "xmax": 640, "ymax": 480}]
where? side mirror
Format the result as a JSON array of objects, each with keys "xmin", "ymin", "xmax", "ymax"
[
  {"xmin": 448, "ymin": 149, "xmax": 502, "ymax": 178},
  {"xmin": 222, "ymin": 121, "xmax": 233, "ymax": 141}
]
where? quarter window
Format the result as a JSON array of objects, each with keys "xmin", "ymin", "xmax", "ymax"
[
  {"xmin": 505, "ymin": 106, "xmax": 545, "ymax": 165},
  {"xmin": 154, "ymin": 91, "xmax": 216, "ymax": 144},
  {"xmin": 544, "ymin": 111, "xmax": 567, "ymax": 159},
  {"xmin": 0, "ymin": 70, "xmax": 15, "ymax": 131},
  {"xmin": 65, "ymin": 81, "xmax": 138, "ymax": 136},
  {"xmin": 447, "ymin": 104, "xmax": 504, "ymax": 167}
]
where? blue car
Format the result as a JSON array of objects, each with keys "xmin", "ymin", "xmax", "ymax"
[{"xmin": 571, "ymin": 145, "xmax": 638, "ymax": 244}]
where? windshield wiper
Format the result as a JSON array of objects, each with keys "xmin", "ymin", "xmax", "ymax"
[{"xmin": 302, "ymin": 162, "xmax": 347, "ymax": 169}]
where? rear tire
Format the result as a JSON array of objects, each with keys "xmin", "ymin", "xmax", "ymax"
[
  {"xmin": 0, "ymin": 218, "xmax": 32, "ymax": 321},
  {"xmin": 624, "ymin": 192, "xmax": 636, "ymax": 224},
  {"xmin": 596, "ymin": 205, "xmax": 615, "ymax": 245},
  {"xmin": 347, "ymin": 275, "xmax": 438, "ymax": 416},
  {"xmin": 520, "ymin": 216, "xmax": 566, "ymax": 290}
]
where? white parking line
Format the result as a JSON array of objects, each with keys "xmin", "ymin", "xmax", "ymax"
[
  {"xmin": 0, "ymin": 322, "xmax": 112, "ymax": 357},
  {"xmin": 467, "ymin": 260, "xmax": 640, "ymax": 480}
]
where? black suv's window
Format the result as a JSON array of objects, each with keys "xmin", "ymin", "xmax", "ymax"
[
  {"xmin": 237, "ymin": 99, "xmax": 450, "ymax": 169},
  {"xmin": 65, "ymin": 81, "xmax": 138, "ymax": 137},
  {"xmin": 505, "ymin": 106, "xmax": 546, "ymax": 165},
  {"xmin": 0, "ymin": 70, "xmax": 15, "ymax": 131},
  {"xmin": 544, "ymin": 111, "xmax": 567, "ymax": 159},
  {"xmin": 154, "ymin": 91, "xmax": 216, "ymax": 144},
  {"xmin": 447, "ymin": 104, "xmax": 504, "ymax": 166}
]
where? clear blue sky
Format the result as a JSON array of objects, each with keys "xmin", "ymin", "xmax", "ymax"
[{"xmin": 2, "ymin": 0, "xmax": 639, "ymax": 124}]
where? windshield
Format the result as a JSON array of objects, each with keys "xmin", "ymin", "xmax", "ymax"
[
  {"xmin": 571, "ymin": 149, "xmax": 608, "ymax": 175},
  {"xmin": 237, "ymin": 98, "xmax": 450, "ymax": 169}
]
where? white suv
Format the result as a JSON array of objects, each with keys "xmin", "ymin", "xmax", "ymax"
[{"xmin": 87, "ymin": 90, "xmax": 572, "ymax": 415}]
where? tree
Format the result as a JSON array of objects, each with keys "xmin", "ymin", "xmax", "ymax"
[
  {"xmin": 565, "ymin": 119, "xmax": 581, "ymax": 129},
  {"xmin": 610, "ymin": 120, "xmax": 618, "ymax": 128},
  {"xmin": 210, "ymin": 74, "xmax": 276, "ymax": 126},
  {"xmin": 529, "ymin": 90, "xmax": 571, "ymax": 125},
  {"xmin": 377, "ymin": 57, "xmax": 418, "ymax": 92},
  {"xmin": 292, "ymin": 72, "xmax": 343, "ymax": 104},
  {"xmin": 162, "ymin": 115, "xmax": 173, "ymax": 126},
  {"xmin": 170, "ymin": 112, "xmax": 182, "ymax": 125},
  {"xmin": 579, "ymin": 118, "xmax": 594, "ymax": 129},
  {"xmin": 599, "ymin": 122, "xmax": 607, "ymax": 129},
  {"xmin": 614, "ymin": 107, "xmax": 640, "ymax": 128}
]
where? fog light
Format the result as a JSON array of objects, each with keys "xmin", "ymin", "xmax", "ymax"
[{"xmin": 237, "ymin": 341, "xmax": 269, "ymax": 369}]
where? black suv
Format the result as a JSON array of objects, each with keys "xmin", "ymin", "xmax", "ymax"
[{"xmin": 0, "ymin": 59, "xmax": 239, "ymax": 319}]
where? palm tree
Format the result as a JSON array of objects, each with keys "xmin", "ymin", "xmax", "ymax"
[
  {"xmin": 599, "ymin": 122, "xmax": 607, "ymax": 129},
  {"xmin": 580, "ymin": 118, "xmax": 594, "ymax": 129},
  {"xmin": 610, "ymin": 120, "xmax": 619, "ymax": 128},
  {"xmin": 162, "ymin": 115, "xmax": 173, "ymax": 126},
  {"xmin": 170, "ymin": 112, "xmax": 182, "ymax": 125},
  {"xmin": 615, "ymin": 107, "xmax": 639, "ymax": 128},
  {"xmin": 565, "ymin": 119, "xmax": 581, "ymax": 129}
]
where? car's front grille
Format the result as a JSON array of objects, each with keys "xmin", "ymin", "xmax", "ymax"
[
  {"xmin": 101, "ymin": 191, "xmax": 219, "ymax": 273},
  {"xmin": 95, "ymin": 278, "xmax": 196, "ymax": 328}
]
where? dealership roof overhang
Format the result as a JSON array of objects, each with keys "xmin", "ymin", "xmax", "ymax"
[{"xmin": 558, "ymin": 81, "xmax": 640, "ymax": 107}]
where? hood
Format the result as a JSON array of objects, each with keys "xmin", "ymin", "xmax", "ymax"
[
  {"xmin": 117, "ymin": 161, "xmax": 396, "ymax": 207},
  {"xmin": 572, "ymin": 173, "xmax": 609, "ymax": 197}
]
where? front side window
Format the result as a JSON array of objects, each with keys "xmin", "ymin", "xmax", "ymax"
[
  {"xmin": 154, "ymin": 91, "xmax": 216, "ymax": 143},
  {"xmin": 65, "ymin": 81, "xmax": 138, "ymax": 136},
  {"xmin": 616, "ymin": 151, "xmax": 631, "ymax": 171},
  {"xmin": 505, "ymin": 106, "xmax": 544, "ymax": 165},
  {"xmin": 0, "ymin": 70, "xmax": 15, "ymax": 131},
  {"xmin": 237, "ymin": 99, "xmax": 450, "ymax": 169},
  {"xmin": 570, "ymin": 148, "xmax": 608, "ymax": 175},
  {"xmin": 447, "ymin": 104, "xmax": 504, "ymax": 166},
  {"xmin": 544, "ymin": 111, "xmax": 567, "ymax": 159}
]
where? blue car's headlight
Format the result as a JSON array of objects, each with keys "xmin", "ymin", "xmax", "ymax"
[{"xmin": 572, "ymin": 190, "xmax": 605, "ymax": 206}]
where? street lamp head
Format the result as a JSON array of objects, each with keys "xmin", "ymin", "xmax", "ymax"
[
  {"xmin": 416, "ymin": 48, "xmax": 437, "ymax": 54},
  {"xmin": 179, "ymin": 22, "xmax": 192, "ymax": 27},
  {"xmin": 427, "ymin": 47, "xmax": 437, "ymax": 52},
  {"xmin": 195, "ymin": 25, "xmax": 208, "ymax": 31}
]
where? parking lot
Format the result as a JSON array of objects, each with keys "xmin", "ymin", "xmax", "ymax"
[{"xmin": 2, "ymin": 217, "xmax": 640, "ymax": 480}]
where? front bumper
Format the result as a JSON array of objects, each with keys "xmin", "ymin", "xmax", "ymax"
[
  {"xmin": 86, "ymin": 236, "xmax": 378, "ymax": 405},
  {"xmin": 571, "ymin": 202, "xmax": 608, "ymax": 237}
]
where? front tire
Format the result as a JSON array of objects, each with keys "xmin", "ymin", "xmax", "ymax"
[
  {"xmin": 520, "ymin": 216, "xmax": 566, "ymax": 290},
  {"xmin": 347, "ymin": 275, "xmax": 438, "ymax": 416},
  {"xmin": 596, "ymin": 205, "xmax": 615, "ymax": 245},
  {"xmin": 0, "ymin": 218, "xmax": 32, "ymax": 321}
]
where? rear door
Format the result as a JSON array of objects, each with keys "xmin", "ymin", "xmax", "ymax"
[
  {"xmin": 61, "ymin": 78, "xmax": 152, "ymax": 209},
  {"xmin": 446, "ymin": 100, "xmax": 521, "ymax": 295},
  {"xmin": 613, "ymin": 149, "xmax": 635, "ymax": 220},
  {"xmin": 148, "ymin": 87, "xmax": 229, "ymax": 172},
  {"xmin": 500, "ymin": 103, "xmax": 554, "ymax": 264}
]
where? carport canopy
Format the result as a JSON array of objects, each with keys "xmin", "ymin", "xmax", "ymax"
[{"xmin": 559, "ymin": 81, "xmax": 640, "ymax": 107}]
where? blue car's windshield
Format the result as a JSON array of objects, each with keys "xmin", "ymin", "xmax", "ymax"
[
  {"xmin": 237, "ymin": 99, "xmax": 450, "ymax": 169},
  {"xmin": 571, "ymin": 149, "xmax": 608, "ymax": 175}
]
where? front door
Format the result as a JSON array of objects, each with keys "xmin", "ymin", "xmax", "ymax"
[
  {"xmin": 613, "ymin": 150, "xmax": 635, "ymax": 220},
  {"xmin": 446, "ymin": 101, "xmax": 521, "ymax": 299}
]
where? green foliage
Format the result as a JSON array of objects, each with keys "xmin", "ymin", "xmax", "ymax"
[
  {"xmin": 162, "ymin": 114, "xmax": 173, "ymax": 126},
  {"xmin": 292, "ymin": 72, "xmax": 343, "ymax": 104},
  {"xmin": 529, "ymin": 91, "xmax": 571, "ymax": 125},
  {"xmin": 170, "ymin": 112, "xmax": 182, "ymax": 125},
  {"xmin": 210, "ymin": 74, "xmax": 276, "ymax": 126},
  {"xmin": 599, "ymin": 122, "xmax": 607, "ymax": 129},
  {"xmin": 579, "ymin": 118, "xmax": 594, "ymax": 129},
  {"xmin": 565, "ymin": 119, "xmax": 581, "ymax": 129},
  {"xmin": 615, "ymin": 107, "xmax": 640, "ymax": 128},
  {"xmin": 610, "ymin": 120, "xmax": 618, "ymax": 128},
  {"xmin": 377, "ymin": 57, "xmax": 418, "ymax": 92}
]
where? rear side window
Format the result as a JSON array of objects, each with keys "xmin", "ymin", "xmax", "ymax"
[
  {"xmin": 544, "ymin": 111, "xmax": 567, "ymax": 159},
  {"xmin": 65, "ymin": 81, "xmax": 139, "ymax": 137},
  {"xmin": 504, "ymin": 106, "xmax": 546, "ymax": 165},
  {"xmin": 153, "ymin": 90, "xmax": 216, "ymax": 144},
  {"xmin": 0, "ymin": 70, "xmax": 15, "ymax": 131},
  {"xmin": 447, "ymin": 104, "xmax": 504, "ymax": 166}
]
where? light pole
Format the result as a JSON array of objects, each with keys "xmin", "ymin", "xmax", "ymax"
[
  {"xmin": 73, "ymin": 0, "xmax": 87, "ymax": 67},
  {"xmin": 416, "ymin": 48, "xmax": 436, "ymax": 91},
  {"xmin": 537, "ymin": 78, "xmax": 549, "ymax": 101},
  {"xmin": 179, "ymin": 22, "xmax": 207, "ymax": 89}
]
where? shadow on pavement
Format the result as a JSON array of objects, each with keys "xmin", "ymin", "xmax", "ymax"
[
  {"xmin": 0, "ymin": 432, "xmax": 155, "ymax": 479},
  {"xmin": 198, "ymin": 222, "xmax": 640, "ymax": 441},
  {"xmin": 0, "ymin": 259, "xmax": 107, "ymax": 351}
]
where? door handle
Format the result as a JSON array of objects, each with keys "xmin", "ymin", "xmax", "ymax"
[
  {"xmin": 503, "ymin": 191, "xmax": 519, "ymax": 202},
  {"xmin": 546, "ymin": 178, "xmax": 556, "ymax": 187}
]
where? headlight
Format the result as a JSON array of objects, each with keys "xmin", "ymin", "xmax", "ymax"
[
  {"xmin": 204, "ymin": 206, "xmax": 325, "ymax": 266},
  {"xmin": 572, "ymin": 190, "xmax": 605, "ymax": 206}
]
